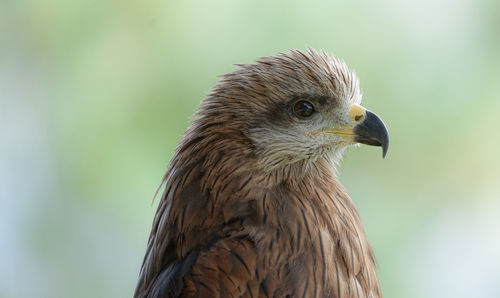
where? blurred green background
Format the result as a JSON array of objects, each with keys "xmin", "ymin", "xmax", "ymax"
[{"xmin": 1, "ymin": 0, "xmax": 500, "ymax": 297}]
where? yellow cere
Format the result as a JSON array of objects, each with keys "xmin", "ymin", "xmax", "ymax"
[{"xmin": 349, "ymin": 104, "xmax": 367, "ymax": 123}]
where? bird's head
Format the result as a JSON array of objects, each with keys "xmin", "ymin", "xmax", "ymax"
[{"xmin": 200, "ymin": 48, "xmax": 389, "ymax": 177}]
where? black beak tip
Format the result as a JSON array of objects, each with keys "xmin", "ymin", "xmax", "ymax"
[{"xmin": 382, "ymin": 141, "xmax": 389, "ymax": 158}]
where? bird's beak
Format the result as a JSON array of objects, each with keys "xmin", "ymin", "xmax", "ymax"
[{"xmin": 322, "ymin": 104, "xmax": 389, "ymax": 158}]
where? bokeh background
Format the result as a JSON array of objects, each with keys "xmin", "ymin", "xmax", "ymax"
[{"xmin": 2, "ymin": 0, "xmax": 500, "ymax": 297}]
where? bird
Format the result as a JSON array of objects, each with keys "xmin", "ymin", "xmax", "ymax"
[{"xmin": 135, "ymin": 48, "xmax": 389, "ymax": 298}]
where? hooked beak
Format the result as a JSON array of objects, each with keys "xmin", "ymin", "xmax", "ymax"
[{"xmin": 322, "ymin": 104, "xmax": 389, "ymax": 158}]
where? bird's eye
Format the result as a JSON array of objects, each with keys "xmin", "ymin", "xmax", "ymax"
[{"xmin": 293, "ymin": 100, "xmax": 315, "ymax": 118}]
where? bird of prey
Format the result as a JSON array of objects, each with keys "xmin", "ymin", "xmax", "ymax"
[{"xmin": 135, "ymin": 48, "xmax": 389, "ymax": 298}]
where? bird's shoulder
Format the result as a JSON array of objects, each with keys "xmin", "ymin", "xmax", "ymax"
[
  {"xmin": 137, "ymin": 230, "xmax": 292, "ymax": 298},
  {"xmin": 134, "ymin": 158, "xmax": 266, "ymax": 297}
]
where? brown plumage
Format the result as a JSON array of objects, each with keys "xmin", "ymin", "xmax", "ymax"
[{"xmin": 135, "ymin": 48, "xmax": 389, "ymax": 298}]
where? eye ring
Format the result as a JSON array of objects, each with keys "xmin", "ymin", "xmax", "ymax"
[{"xmin": 293, "ymin": 100, "xmax": 315, "ymax": 118}]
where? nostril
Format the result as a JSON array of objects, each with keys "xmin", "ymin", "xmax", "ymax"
[{"xmin": 349, "ymin": 104, "xmax": 367, "ymax": 123}]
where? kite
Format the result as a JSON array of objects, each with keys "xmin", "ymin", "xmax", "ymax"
[{"xmin": 135, "ymin": 48, "xmax": 389, "ymax": 298}]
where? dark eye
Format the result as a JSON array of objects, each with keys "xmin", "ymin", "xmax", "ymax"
[{"xmin": 293, "ymin": 100, "xmax": 315, "ymax": 118}]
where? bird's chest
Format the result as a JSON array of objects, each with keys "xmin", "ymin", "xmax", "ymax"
[
  {"xmin": 252, "ymin": 190, "xmax": 369, "ymax": 297},
  {"xmin": 253, "ymin": 219, "xmax": 340, "ymax": 297}
]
